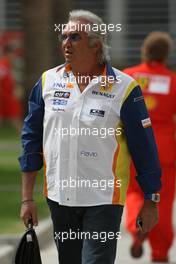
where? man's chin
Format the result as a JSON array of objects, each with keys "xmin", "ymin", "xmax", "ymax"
[{"xmin": 65, "ymin": 57, "xmax": 71, "ymax": 63}]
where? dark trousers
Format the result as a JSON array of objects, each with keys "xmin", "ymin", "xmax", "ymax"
[{"xmin": 47, "ymin": 198, "xmax": 123, "ymax": 264}]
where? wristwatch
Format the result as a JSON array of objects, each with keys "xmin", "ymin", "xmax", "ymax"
[{"xmin": 144, "ymin": 193, "xmax": 160, "ymax": 203}]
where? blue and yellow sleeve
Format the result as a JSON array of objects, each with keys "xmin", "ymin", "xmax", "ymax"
[
  {"xmin": 120, "ymin": 82, "xmax": 162, "ymax": 194},
  {"xmin": 19, "ymin": 76, "xmax": 45, "ymax": 172}
]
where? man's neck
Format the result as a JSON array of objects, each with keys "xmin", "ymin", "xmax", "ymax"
[
  {"xmin": 68, "ymin": 62, "xmax": 105, "ymax": 93},
  {"xmin": 71, "ymin": 63, "xmax": 104, "ymax": 79}
]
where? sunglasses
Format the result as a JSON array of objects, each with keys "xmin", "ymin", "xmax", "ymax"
[{"xmin": 59, "ymin": 32, "xmax": 81, "ymax": 42}]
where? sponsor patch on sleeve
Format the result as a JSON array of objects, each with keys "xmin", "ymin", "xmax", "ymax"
[
  {"xmin": 141, "ymin": 117, "xmax": 152, "ymax": 128},
  {"xmin": 134, "ymin": 95, "xmax": 144, "ymax": 102}
]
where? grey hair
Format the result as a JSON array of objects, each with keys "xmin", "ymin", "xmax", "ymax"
[{"xmin": 68, "ymin": 9, "xmax": 111, "ymax": 64}]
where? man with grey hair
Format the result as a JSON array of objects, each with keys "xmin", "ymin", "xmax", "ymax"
[{"xmin": 19, "ymin": 10, "xmax": 161, "ymax": 264}]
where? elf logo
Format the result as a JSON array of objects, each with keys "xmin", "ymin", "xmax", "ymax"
[{"xmin": 54, "ymin": 91, "xmax": 70, "ymax": 98}]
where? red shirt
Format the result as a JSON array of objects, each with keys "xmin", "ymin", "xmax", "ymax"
[
  {"xmin": 124, "ymin": 62, "xmax": 176, "ymax": 165},
  {"xmin": 0, "ymin": 56, "xmax": 21, "ymax": 118}
]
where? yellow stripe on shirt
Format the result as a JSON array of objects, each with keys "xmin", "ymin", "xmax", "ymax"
[
  {"xmin": 112, "ymin": 121, "xmax": 131, "ymax": 205},
  {"xmin": 42, "ymin": 71, "xmax": 46, "ymax": 92},
  {"xmin": 122, "ymin": 80, "xmax": 138, "ymax": 104}
]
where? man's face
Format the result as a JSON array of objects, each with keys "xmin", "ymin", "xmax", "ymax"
[{"xmin": 61, "ymin": 20, "xmax": 98, "ymax": 66}]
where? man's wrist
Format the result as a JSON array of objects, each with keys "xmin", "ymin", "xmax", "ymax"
[
  {"xmin": 144, "ymin": 193, "xmax": 160, "ymax": 203},
  {"xmin": 21, "ymin": 199, "xmax": 34, "ymax": 204}
]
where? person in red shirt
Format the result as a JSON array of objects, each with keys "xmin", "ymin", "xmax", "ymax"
[
  {"xmin": 0, "ymin": 44, "xmax": 22, "ymax": 132},
  {"xmin": 124, "ymin": 32, "xmax": 176, "ymax": 263}
]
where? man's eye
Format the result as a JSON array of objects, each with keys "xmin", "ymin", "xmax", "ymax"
[
  {"xmin": 70, "ymin": 33, "xmax": 81, "ymax": 41},
  {"xmin": 59, "ymin": 33, "xmax": 81, "ymax": 42}
]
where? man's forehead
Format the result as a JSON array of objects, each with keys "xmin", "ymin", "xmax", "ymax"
[{"xmin": 63, "ymin": 20, "xmax": 87, "ymax": 33}]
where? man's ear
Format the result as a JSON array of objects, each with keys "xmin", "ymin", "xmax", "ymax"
[
  {"xmin": 94, "ymin": 40, "xmax": 101, "ymax": 50},
  {"xmin": 92, "ymin": 41, "xmax": 102, "ymax": 55},
  {"xmin": 95, "ymin": 41, "xmax": 103, "ymax": 59}
]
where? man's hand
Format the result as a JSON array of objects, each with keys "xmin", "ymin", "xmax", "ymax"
[
  {"xmin": 20, "ymin": 200, "xmax": 38, "ymax": 227},
  {"xmin": 137, "ymin": 200, "xmax": 159, "ymax": 233}
]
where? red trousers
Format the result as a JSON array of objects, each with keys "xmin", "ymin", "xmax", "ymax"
[{"xmin": 125, "ymin": 164, "xmax": 175, "ymax": 260}]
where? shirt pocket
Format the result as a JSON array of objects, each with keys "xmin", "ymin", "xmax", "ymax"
[{"xmin": 79, "ymin": 98, "xmax": 112, "ymax": 127}]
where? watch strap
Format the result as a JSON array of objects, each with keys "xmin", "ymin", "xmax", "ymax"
[{"xmin": 144, "ymin": 193, "xmax": 160, "ymax": 202}]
